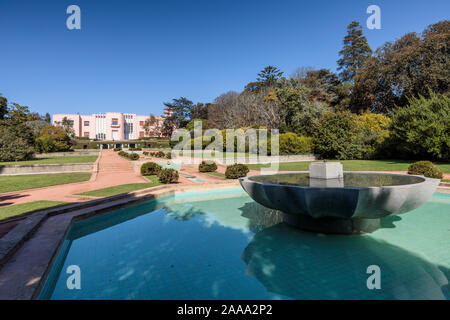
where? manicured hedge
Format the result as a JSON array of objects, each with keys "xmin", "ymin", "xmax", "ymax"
[
  {"xmin": 408, "ymin": 161, "xmax": 443, "ymax": 179},
  {"xmin": 225, "ymin": 164, "xmax": 249, "ymax": 179},
  {"xmin": 199, "ymin": 160, "xmax": 217, "ymax": 172},
  {"xmin": 140, "ymin": 162, "xmax": 162, "ymax": 175},
  {"xmin": 158, "ymin": 168, "xmax": 179, "ymax": 184}
]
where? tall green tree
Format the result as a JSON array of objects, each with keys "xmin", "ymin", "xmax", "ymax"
[
  {"xmin": 0, "ymin": 94, "xmax": 7, "ymax": 119},
  {"xmin": 245, "ymin": 66, "xmax": 284, "ymax": 92},
  {"xmin": 162, "ymin": 97, "xmax": 195, "ymax": 136},
  {"xmin": 337, "ymin": 21, "xmax": 372, "ymax": 83},
  {"xmin": 352, "ymin": 20, "xmax": 450, "ymax": 113},
  {"xmin": 45, "ymin": 112, "xmax": 51, "ymax": 123}
]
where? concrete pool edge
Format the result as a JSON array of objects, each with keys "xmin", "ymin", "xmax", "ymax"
[{"xmin": 0, "ymin": 180, "xmax": 239, "ymax": 300}]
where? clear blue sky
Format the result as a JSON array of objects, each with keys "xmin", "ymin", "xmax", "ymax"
[{"xmin": 1, "ymin": 0, "xmax": 448, "ymax": 117}]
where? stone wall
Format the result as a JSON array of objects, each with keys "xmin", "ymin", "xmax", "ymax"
[
  {"xmin": 0, "ymin": 163, "xmax": 94, "ymax": 176},
  {"xmin": 35, "ymin": 151, "xmax": 99, "ymax": 158}
]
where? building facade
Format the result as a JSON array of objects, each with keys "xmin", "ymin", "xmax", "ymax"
[{"xmin": 52, "ymin": 112, "xmax": 166, "ymax": 140}]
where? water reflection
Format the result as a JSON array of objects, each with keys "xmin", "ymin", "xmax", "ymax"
[
  {"xmin": 241, "ymin": 223, "xmax": 448, "ymax": 299},
  {"xmin": 249, "ymin": 172, "xmax": 424, "ymax": 187}
]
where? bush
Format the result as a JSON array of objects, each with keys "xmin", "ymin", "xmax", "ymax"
[
  {"xmin": 140, "ymin": 162, "xmax": 162, "ymax": 175},
  {"xmin": 165, "ymin": 152, "xmax": 172, "ymax": 159},
  {"xmin": 118, "ymin": 151, "xmax": 139, "ymax": 161},
  {"xmin": 143, "ymin": 151, "xmax": 149, "ymax": 156},
  {"xmin": 313, "ymin": 112, "xmax": 367, "ymax": 160},
  {"xmin": 114, "ymin": 147, "xmax": 122, "ymax": 151},
  {"xmin": 0, "ymin": 126, "xmax": 35, "ymax": 161},
  {"xmin": 225, "ymin": 164, "xmax": 249, "ymax": 179},
  {"xmin": 158, "ymin": 168, "xmax": 179, "ymax": 184},
  {"xmin": 279, "ymin": 133, "xmax": 313, "ymax": 155},
  {"xmin": 127, "ymin": 153, "xmax": 140, "ymax": 161},
  {"xmin": 389, "ymin": 93, "xmax": 450, "ymax": 161},
  {"xmin": 424, "ymin": 166, "xmax": 444, "ymax": 179},
  {"xmin": 35, "ymin": 125, "xmax": 73, "ymax": 153},
  {"xmin": 150, "ymin": 151, "xmax": 166, "ymax": 158},
  {"xmin": 408, "ymin": 161, "xmax": 443, "ymax": 179},
  {"xmin": 129, "ymin": 147, "xmax": 142, "ymax": 151},
  {"xmin": 199, "ymin": 160, "xmax": 217, "ymax": 172}
]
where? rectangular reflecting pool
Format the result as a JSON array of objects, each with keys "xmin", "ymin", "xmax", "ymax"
[{"xmin": 39, "ymin": 188, "xmax": 449, "ymax": 300}]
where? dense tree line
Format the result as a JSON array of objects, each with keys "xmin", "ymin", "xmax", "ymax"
[
  {"xmin": 162, "ymin": 20, "xmax": 449, "ymax": 161},
  {"xmin": 0, "ymin": 94, "xmax": 73, "ymax": 161}
]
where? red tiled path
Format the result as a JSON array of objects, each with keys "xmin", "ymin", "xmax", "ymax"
[{"xmin": 0, "ymin": 150, "xmax": 148, "ymax": 206}]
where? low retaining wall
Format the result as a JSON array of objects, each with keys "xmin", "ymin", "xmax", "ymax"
[
  {"xmin": 35, "ymin": 151, "xmax": 99, "ymax": 158},
  {"xmin": 0, "ymin": 163, "xmax": 94, "ymax": 176},
  {"xmin": 173, "ymin": 154, "xmax": 317, "ymax": 165}
]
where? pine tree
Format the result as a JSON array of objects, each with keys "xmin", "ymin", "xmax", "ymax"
[
  {"xmin": 45, "ymin": 112, "xmax": 51, "ymax": 123},
  {"xmin": 337, "ymin": 21, "xmax": 372, "ymax": 83}
]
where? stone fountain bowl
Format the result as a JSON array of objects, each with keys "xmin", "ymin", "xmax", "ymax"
[{"xmin": 239, "ymin": 171, "xmax": 440, "ymax": 234}]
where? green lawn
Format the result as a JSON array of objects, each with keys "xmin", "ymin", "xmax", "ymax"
[
  {"xmin": 0, "ymin": 156, "xmax": 98, "ymax": 166},
  {"xmin": 0, "ymin": 200, "xmax": 69, "ymax": 221},
  {"xmin": 205, "ymin": 171, "xmax": 226, "ymax": 178},
  {"xmin": 248, "ymin": 160, "xmax": 450, "ymax": 173},
  {"xmin": 77, "ymin": 175, "xmax": 161, "ymax": 197},
  {"xmin": 0, "ymin": 173, "xmax": 92, "ymax": 193}
]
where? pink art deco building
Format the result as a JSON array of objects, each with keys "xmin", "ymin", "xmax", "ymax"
[{"xmin": 52, "ymin": 112, "xmax": 166, "ymax": 140}]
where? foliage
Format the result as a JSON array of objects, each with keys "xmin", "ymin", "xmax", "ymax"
[
  {"xmin": 388, "ymin": 93, "xmax": 450, "ymax": 161},
  {"xmin": 162, "ymin": 97, "xmax": 195, "ymax": 136},
  {"xmin": 313, "ymin": 112, "xmax": 365, "ymax": 159},
  {"xmin": 140, "ymin": 162, "xmax": 162, "ymax": 175},
  {"xmin": 185, "ymin": 118, "xmax": 207, "ymax": 131},
  {"xmin": 337, "ymin": 21, "xmax": 372, "ymax": 83},
  {"xmin": 0, "ymin": 126, "xmax": 35, "ymax": 161},
  {"xmin": 408, "ymin": 161, "xmax": 443, "ymax": 179},
  {"xmin": 225, "ymin": 164, "xmax": 249, "ymax": 179},
  {"xmin": 158, "ymin": 168, "xmax": 179, "ymax": 184},
  {"xmin": 352, "ymin": 21, "xmax": 450, "ymax": 113},
  {"xmin": 0, "ymin": 94, "xmax": 7, "ymax": 120},
  {"xmin": 198, "ymin": 160, "xmax": 217, "ymax": 172},
  {"xmin": 279, "ymin": 133, "xmax": 313, "ymax": 155},
  {"xmin": 35, "ymin": 125, "xmax": 73, "ymax": 153},
  {"xmin": 301, "ymin": 69, "xmax": 341, "ymax": 106},
  {"xmin": 355, "ymin": 111, "xmax": 392, "ymax": 158},
  {"xmin": 143, "ymin": 115, "xmax": 163, "ymax": 137},
  {"xmin": 114, "ymin": 147, "xmax": 122, "ymax": 151}
]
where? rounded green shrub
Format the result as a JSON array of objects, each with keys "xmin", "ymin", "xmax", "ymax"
[
  {"xmin": 423, "ymin": 166, "xmax": 444, "ymax": 179},
  {"xmin": 408, "ymin": 161, "xmax": 435, "ymax": 175},
  {"xmin": 408, "ymin": 161, "xmax": 443, "ymax": 179},
  {"xmin": 225, "ymin": 163, "xmax": 249, "ymax": 179},
  {"xmin": 127, "ymin": 153, "xmax": 140, "ymax": 161},
  {"xmin": 158, "ymin": 168, "xmax": 179, "ymax": 184},
  {"xmin": 199, "ymin": 160, "xmax": 217, "ymax": 172},
  {"xmin": 114, "ymin": 147, "xmax": 122, "ymax": 151},
  {"xmin": 140, "ymin": 162, "xmax": 162, "ymax": 175},
  {"xmin": 279, "ymin": 132, "xmax": 313, "ymax": 155}
]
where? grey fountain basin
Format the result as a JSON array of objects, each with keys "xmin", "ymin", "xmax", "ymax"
[{"xmin": 239, "ymin": 171, "xmax": 440, "ymax": 234}]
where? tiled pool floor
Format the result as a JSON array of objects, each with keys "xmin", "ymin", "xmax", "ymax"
[{"xmin": 40, "ymin": 189, "xmax": 449, "ymax": 300}]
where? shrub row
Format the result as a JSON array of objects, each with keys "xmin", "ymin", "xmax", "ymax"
[
  {"xmin": 143, "ymin": 151, "xmax": 172, "ymax": 159},
  {"xmin": 118, "ymin": 151, "xmax": 139, "ymax": 161}
]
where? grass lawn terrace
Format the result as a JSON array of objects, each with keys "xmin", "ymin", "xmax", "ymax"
[
  {"xmin": 0, "ymin": 156, "xmax": 98, "ymax": 166},
  {"xmin": 247, "ymin": 160, "xmax": 450, "ymax": 174},
  {"xmin": 77, "ymin": 175, "xmax": 162, "ymax": 197},
  {"xmin": 0, "ymin": 173, "xmax": 92, "ymax": 193},
  {"xmin": 0, "ymin": 200, "xmax": 69, "ymax": 221}
]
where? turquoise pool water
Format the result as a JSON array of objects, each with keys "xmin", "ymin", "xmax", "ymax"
[{"xmin": 39, "ymin": 189, "xmax": 450, "ymax": 300}]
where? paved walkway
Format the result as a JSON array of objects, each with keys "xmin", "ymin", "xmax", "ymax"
[{"xmin": 0, "ymin": 150, "xmax": 148, "ymax": 206}]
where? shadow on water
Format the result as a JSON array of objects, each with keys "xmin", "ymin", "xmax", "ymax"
[{"xmin": 238, "ymin": 202, "xmax": 448, "ymax": 300}]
